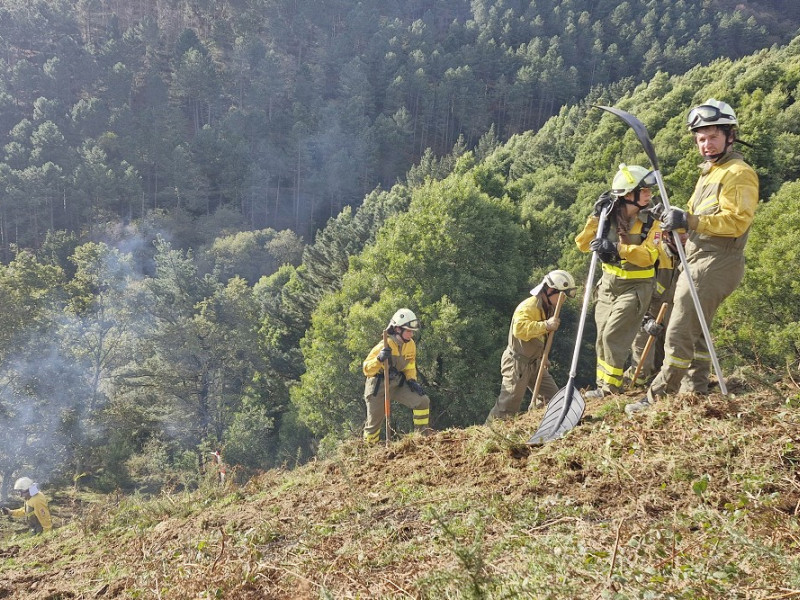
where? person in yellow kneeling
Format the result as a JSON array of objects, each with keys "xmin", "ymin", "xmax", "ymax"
[{"xmin": 2, "ymin": 476, "xmax": 52, "ymax": 534}]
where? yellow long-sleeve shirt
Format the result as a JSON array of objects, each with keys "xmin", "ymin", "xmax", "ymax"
[
  {"xmin": 8, "ymin": 492, "xmax": 52, "ymax": 532},
  {"xmin": 363, "ymin": 335, "xmax": 418, "ymax": 380},
  {"xmin": 575, "ymin": 214, "xmax": 661, "ymax": 268},
  {"xmin": 689, "ymin": 152, "xmax": 758, "ymax": 238}
]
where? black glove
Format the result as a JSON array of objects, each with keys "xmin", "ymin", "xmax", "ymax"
[
  {"xmin": 649, "ymin": 203, "xmax": 667, "ymax": 221},
  {"xmin": 661, "ymin": 207, "xmax": 688, "ymax": 232},
  {"xmin": 407, "ymin": 379, "xmax": 426, "ymax": 396},
  {"xmin": 1, "ymin": 507, "xmax": 9, "ymax": 515},
  {"xmin": 642, "ymin": 316, "xmax": 664, "ymax": 337},
  {"xmin": 377, "ymin": 346, "xmax": 392, "ymax": 362},
  {"xmin": 589, "ymin": 237, "xmax": 620, "ymax": 263},
  {"xmin": 592, "ymin": 192, "xmax": 614, "ymax": 217}
]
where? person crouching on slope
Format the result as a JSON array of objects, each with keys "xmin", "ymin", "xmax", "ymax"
[
  {"xmin": 485, "ymin": 270, "xmax": 577, "ymax": 422},
  {"xmin": 624, "ymin": 231, "xmax": 686, "ymax": 388},
  {"xmin": 2, "ymin": 476, "xmax": 52, "ymax": 534},
  {"xmin": 362, "ymin": 308, "xmax": 431, "ymax": 443},
  {"xmin": 576, "ymin": 164, "xmax": 662, "ymax": 398}
]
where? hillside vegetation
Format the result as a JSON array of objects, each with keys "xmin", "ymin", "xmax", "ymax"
[
  {"xmin": 2, "ymin": 0, "xmax": 800, "ymax": 519},
  {"xmin": 1, "ymin": 375, "xmax": 798, "ymax": 598},
  {"xmin": 3, "ymin": 33, "xmax": 800, "ymax": 498},
  {"xmin": 0, "ymin": 0, "xmax": 798, "ymax": 249}
]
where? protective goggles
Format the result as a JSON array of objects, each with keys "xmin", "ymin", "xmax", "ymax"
[
  {"xmin": 639, "ymin": 171, "xmax": 658, "ymax": 188},
  {"xmin": 687, "ymin": 105, "xmax": 735, "ymax": 129},
  {"xmin": 400, "ymin": 319, "xmax": 420, "ymax": 331},
  {"xmin": 546, "ymin": 286, "xmax": 577, "ymax": 299}
]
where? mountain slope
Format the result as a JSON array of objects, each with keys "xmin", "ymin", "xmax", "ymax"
[{"xmin": 1, "ymin": 374, "xmax": 798, "ymax": 599}]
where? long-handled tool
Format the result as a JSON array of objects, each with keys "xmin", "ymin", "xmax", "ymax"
[
  {"xmin": 628, "ymin": 302, "xmax": 669, "ymax": 390},
  {"xmin": 528, "ymin": 207, "xmax": 613, "ymax": 444},
  {"xmin": 595, "ymin": 105, "xmax": 728, "ymax": 395},
  {"xmin": 382, "ymin": 329, "xmax": 392, "ymax": 446},
  {"xmin": 528, "ymin": 291, "xmax": 566, "ymax": 411}
]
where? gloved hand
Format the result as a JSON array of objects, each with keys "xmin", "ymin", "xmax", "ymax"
[
  {"xmin": 589, "ymin": 237, "xmax": 620, "ymax": 263},
  {"xmin": 377, "ymin": 346, "xmax": 392, "ymax": 362},
  {"xmin": 649, "ymin": 203, "xmax": 667, "ymax": 221},
  {"xmin": 1, "ymin": 507, "xmax": 9, "ymax": 515},
  {"xmin": 407, "ymin": 379, "xmax": 426, "ymax": 396},
  {"xmin": 661, "ymin": 207, "xmax": 688, "ymax": 232},
  {"xmin": 592, "ymin": 192, "xmax": 614, "ymax": 217},
  {"xmin": 545, "ymin": 316, "xmax": 560, "ymax": 332},
  {"xmin": 642, "ymin": 316, "xmax": 665, "ymax": 337}
]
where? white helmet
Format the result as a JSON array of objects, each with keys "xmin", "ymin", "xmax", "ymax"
[
  {"xmin": 14, "ymin": 477, "xmax": 33, "ymax": 492},
  {"xmin": 389, "ymin": 308, "xmax": 420, "ymax": 331},
  {"xmin": 611, "ymin": 164, "xmax": 656, "ymax": 197},
  {"xmin": 531, "ymin": 269, "xmax": 577, "ymax": 298},
  {"xmin": 687, "ymin": 98, "xmax": 738, "ymax": 131}
]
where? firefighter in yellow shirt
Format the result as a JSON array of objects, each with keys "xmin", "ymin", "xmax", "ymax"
[
  {"xmin": 2, "ymin": 476, "xmax": 52, "ymax": 534},
  {"xmin": 576, "ymin": 164, "xmax": 662, "ymax": 397},
  {"xmin": 362, "ymin": 308, "xmax": 431, "ymax": 443},
  {"xmin": 485, "ymin": 270, "xmax": 577, "ymax": 422},
  {"xmin": 627, "ymin": 99, "xmax": 758, "ymax": 415}
]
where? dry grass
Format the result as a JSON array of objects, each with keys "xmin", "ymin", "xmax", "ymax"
[{"xmin": 1, "ymin": 379, "xmax": 798, "ymax": 599}]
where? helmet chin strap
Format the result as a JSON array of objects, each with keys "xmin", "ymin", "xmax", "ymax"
[{"xmin": 622, "ymin": 188, "xmax": 647, "ymax": 207}]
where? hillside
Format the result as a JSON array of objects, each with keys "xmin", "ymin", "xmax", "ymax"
[{"xmin": 1, "ymin": 374, "xmax": 798, "ymax": 599}]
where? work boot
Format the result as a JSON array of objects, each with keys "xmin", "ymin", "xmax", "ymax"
[
  {"xmin": 625, "ymin": 396, "xmax": 653, "ymax": 416},
  {"xmin": 584, "ymin": 388, "xmax": 606, "ymax": 399},
  {"xmin": 415, "ymin": 427, "xmax": 435, "ymax": 437}
]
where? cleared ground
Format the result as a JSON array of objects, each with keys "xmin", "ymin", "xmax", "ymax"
[{"xmin": 1, "ymin": 372, "xmax": 798, "ymax": 599}]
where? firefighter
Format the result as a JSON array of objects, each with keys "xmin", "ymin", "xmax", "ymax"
[
  {"xmin": 626, "ymin": 99, "xmax": 758, "ymax": 415},
  {"xmin": 485, "ymin": 270, "xmax": 577, "ymax": 422},
  {"xmin": 576, "ymin": 164, "xmax": 662, "ymax": 398},
  {"xmin": 362, "ymin": 308, "xmax": 431, "ymax": 443},
  {"xmin": 2, "ymin": 476, "xmax": 52, "ymax": 534}
]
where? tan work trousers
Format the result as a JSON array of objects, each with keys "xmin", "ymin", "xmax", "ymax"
[
  {"xmin": 627, "ymin": 277, "xmax": 677, "ymax": 386},
  {"xmin": 648, "ymin": 249, "xmax": 744, "ymax": 400},
  {"xmin": 594, "ymin": 276, "xmax": 652, "ymax": 393},
  {"xmin": 363, "ymin": 377, "xmax": 430, "ymax": 442},
  {"xmin": 486, "ymin": 348, "xmax": 559, "ymax": 422}
]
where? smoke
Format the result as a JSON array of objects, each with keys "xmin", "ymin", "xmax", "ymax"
[
  {"xmin": 0, "ymin": 214, "xmax": 299, "ymax": 494},
  {"xmin": 0, "ymin": 227, "xmax": 151, "ymax": 494}
]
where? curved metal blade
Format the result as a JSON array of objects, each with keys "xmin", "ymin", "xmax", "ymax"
[
  {"xmin": 593, "ymin": 105, "xmax": 659, "ymax": 170},
  {"xmin": 527, "ymin": 382, "xmax": 585, "ymax": 445}
]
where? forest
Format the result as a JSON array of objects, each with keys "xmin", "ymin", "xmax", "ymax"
[{"xmin": 1, "ymin": 0, "xmax": 800, "ymax": 497}]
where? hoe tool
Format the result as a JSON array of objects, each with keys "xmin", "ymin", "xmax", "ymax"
[
  {"xmin": 629, "ymin": 302, "xmax": 669, "ymax": 390},
  {"xmin": 528, "ymin": 291, "xmax": 566, "ymax": 410},
  {"xmin": 382, "ymin": 329, "xmax": 392, "ymax": 446}
]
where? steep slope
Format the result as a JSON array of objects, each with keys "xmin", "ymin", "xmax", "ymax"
[{"xmin": 1, "ymin": 374, "xmax": 798, "ymax": 599}]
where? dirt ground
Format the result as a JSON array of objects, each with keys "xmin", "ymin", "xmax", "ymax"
[{"xmin": 0, "ymin": 377, "xmax": 798, "ymax": 599}]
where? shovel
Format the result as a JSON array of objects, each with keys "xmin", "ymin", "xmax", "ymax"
[
  {"xmin": 528, "ymin": 205, "xmax": 613, "ymax": 444},
  {"xmin": 527, "ymin": 291, "xmax": 566, "ymax": 410},
  {"xmin": 628, "ymin": 302, "xmax": 669, "ymax": 390}
]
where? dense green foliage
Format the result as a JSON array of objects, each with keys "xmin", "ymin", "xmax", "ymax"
[
  {"xmin": 2, "ymin": 1, "xmax": 800, "ymax": 495},
  {"xmin": 0, "ymin": 0, "xmax": 797, "ymax": 250}
]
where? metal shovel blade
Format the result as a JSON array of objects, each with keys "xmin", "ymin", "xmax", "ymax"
[{"xmin": 527, "ymin": 383, "xmax": 585, "ymax": 445}]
